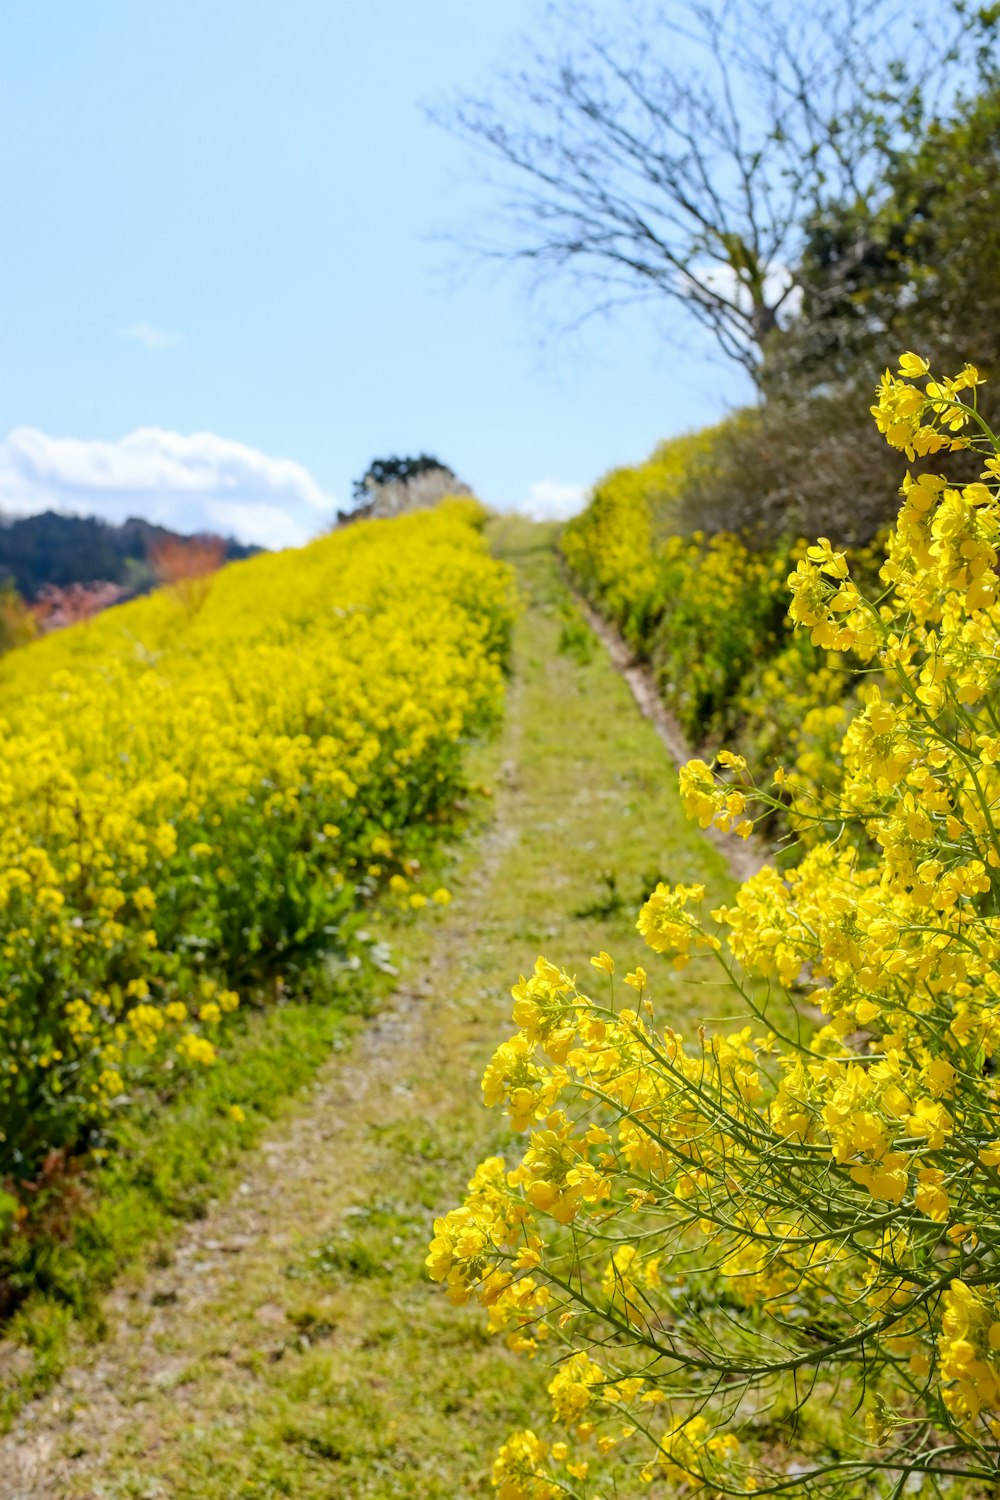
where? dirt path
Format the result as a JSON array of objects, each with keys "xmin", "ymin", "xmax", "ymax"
[{"xmin": 0, "ymin": 520, "xmax": 731, "ymax": 1500}]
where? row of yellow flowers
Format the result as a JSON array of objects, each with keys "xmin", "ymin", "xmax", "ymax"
[
  {"xmin": 432, "ymin": 360, "xmax": 1000, "ymax": 1494},
  {"xmin": 560, "ymin": 431, "xmax": 885, "ymax": 836},
  {"xmin": 0, "ymin": 498, "xmax": 514, "ymax": 1209}
]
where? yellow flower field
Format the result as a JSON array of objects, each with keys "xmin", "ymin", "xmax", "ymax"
[
  {"xmin": 560, "ymin": 428, "xmax": 887, "ymax": 833},
  {"xmin": 0, "ymin": 497, "xmax": 514, "ymax": 1201}
]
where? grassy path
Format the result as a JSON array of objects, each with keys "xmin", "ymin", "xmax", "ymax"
[{"xmin": 1, "ymin": 520, "xmax": 731, "ymax": 1499}]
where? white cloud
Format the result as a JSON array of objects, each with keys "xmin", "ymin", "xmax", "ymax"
[
  {"xmin": 0, "ymin": 427, "xmax": 337, "ymax": 548},
  {"xmin": 509, "ymin": 480, "xmax": 590, "ymax": 522},
  {"xmin": 120, "ymin": 321, "xmax": 182, "ymax": 352},
  {"xmin": 205, "ymin": 500, "xmax": 310, "ymax": 550}
]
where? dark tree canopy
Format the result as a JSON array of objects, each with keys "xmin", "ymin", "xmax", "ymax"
[
  {"xmin": 0, "ymin": 511, "xmax": 256, "ymax": 602},
  {"xmin": 351, "ymin": 454, "xmax": 448, "ymax": 502},
  {"xmin": 777, "ymin": 82, "xmax": 1000, "ymax": 383},
  {"xmin": 642, "ymin": 78, "xmax": 1000, "ymax": 550}
]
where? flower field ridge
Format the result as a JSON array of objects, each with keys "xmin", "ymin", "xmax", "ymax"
[
  {"xmin": 0, "ymin": 497, "xmax": 515, "ymax": 1211},
  {"xmin": 560, "ymin": 434, "xmax": 887, "ymax": 838}
]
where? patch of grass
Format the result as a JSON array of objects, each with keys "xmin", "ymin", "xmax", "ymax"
[
  {"xmin": 572, "ymin": 865, "xmax": 691, "ymax": 921},
  {"xmin": 290, "ymin": 1200, "xmax": 425, "ymax": 1283},
  {"xmin": 556, "ymin": 601, "xmax": 596, "ymax": 664},
  {"xmin": 0, "ymin": 987, "xmax": 356, "ymax": 1426},
  {"xmin": 572, "ymin": 868, "xmax": 628, "ymax": 919}
]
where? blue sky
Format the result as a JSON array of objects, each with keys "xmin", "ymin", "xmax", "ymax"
[{"xmin": 0, "ymin": 0, "xmax": 750, "ymax": 547}]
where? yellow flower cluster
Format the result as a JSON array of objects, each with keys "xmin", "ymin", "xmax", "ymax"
[
  {"xmin": 560, "ymin": 427, "xmax": 722, "ymax": 652},
  {"xmin": 939, "ymin": 1281, "xmax": 1000, "ymax": 1424},
  {"xmin": 560, "ymin": 426, "xmax": 883, "ymax": 835},
  {"xmin": 434, "ymin": 359, "xmax": 1000, "ymax": 1494},
  {"xmin": 0, "ymin": 498, "xmax": 514, "ymax": 1192}
]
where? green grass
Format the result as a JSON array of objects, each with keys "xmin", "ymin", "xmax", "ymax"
[
  {"xmin": 1, "ymin": 517, "xmax": 751, "ymax": 1496},
  {"xmin": 1, "ymin": 959, "xmax": 374, "ymax": 1422}
]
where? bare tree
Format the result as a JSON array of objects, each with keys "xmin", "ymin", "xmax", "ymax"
[{"xmin": 433, "ymin": 0, "xmax": 996, "ymax": 379}]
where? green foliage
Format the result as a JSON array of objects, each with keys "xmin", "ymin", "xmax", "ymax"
[
  {"xmin": 788, "ymin": 84, "xmax": 1000, "ymax": 381},
  {"xmin": 675, "ymin": 84, "xmax": 1000, "ymax": 553},
  {"xmin": 577, "ymin": 85, "xmax": 1000, "ymax": 556}
]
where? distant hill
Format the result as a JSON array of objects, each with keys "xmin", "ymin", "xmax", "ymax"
[{"xmin": 0, "ymin": 512, "xmax": 259, "ymax": 601}]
